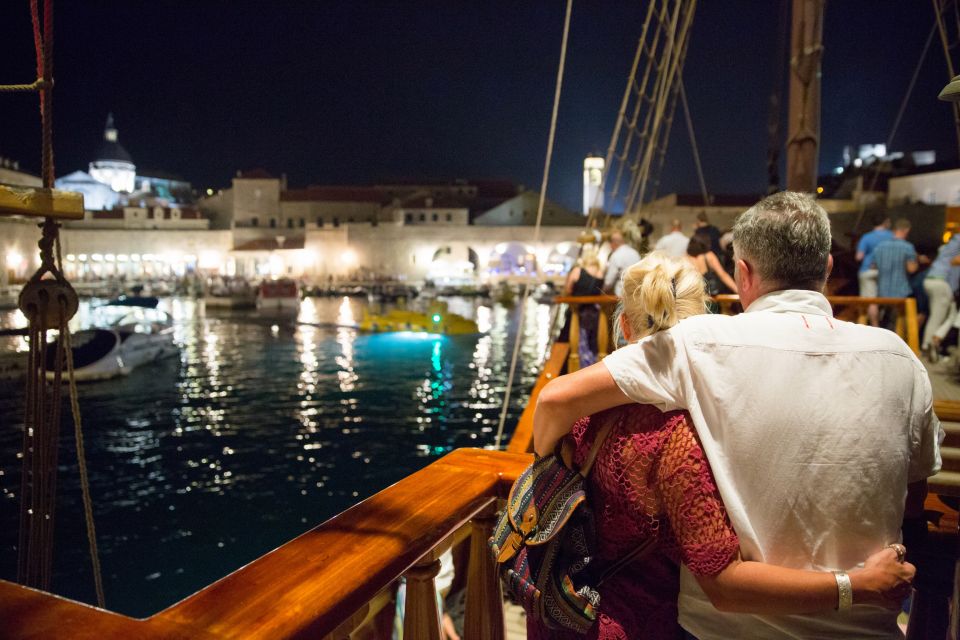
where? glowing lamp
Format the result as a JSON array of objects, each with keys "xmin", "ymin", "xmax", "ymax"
[
  {"xmin": 432, "ymin": 314, "xmax": 441, "ymax": 323},
  {"xmin": 6, "ymin": 251, "xmax": 23, "ymax": 269}
]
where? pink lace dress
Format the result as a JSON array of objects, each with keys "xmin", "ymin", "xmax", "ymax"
[{"xmin": 527, "ymin": 405, "xmax": 740, "ymax": 640}]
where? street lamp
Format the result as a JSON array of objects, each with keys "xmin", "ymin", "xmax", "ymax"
[{"xmin": 939, "ymin": 75, "xmax": 960, "ymax": 102}]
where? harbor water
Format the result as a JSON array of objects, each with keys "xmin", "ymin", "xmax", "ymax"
[{"xmin": 0, "ymin": 295, "xmax": 553, "ymax": 617}]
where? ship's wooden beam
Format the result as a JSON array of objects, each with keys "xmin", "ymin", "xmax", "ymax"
[{"xmin": 0, "ymin": 185, "xmax": 84, "ymax": 220}]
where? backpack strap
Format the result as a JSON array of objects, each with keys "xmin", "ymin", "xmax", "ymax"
[
  {"xmin": 578, "ymin": 417, "xmax": 616, "ymax": 477},
  {"xmin": 576, "ymin": 413, "xmax": 659, "ymax": 586},
  {"xmin": 597, "ymin": 536, "xmax": 658, "ymax": 587}
]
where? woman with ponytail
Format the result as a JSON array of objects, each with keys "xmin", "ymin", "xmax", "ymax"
[{"xmin": 527, "ymin": 252, "xmax": 913, "ymax": 640}]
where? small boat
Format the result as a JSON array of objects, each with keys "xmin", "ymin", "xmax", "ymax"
[
  {"xmin": 104, "ymin": 294, "xmax": 160, "ymax": 308},
  {"xmin": 256, "ymin": 278, "xmax": 300, "ymax": 312},
  {"xmin": 0, "ymin": 285, "xmax": 21, "ymax": 311},
  {"xmin": 358, "ymin": 302, "xmax": 479, "ymax": 335},
  {"xmin": 45, "ymin": 304, "xmax": 177, "ymax": 381}
]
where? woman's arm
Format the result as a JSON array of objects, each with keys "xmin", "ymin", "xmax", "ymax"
[
  {"xmin": 533, "ymin": 362, "xmax": 631, "ymax": 456},
  {"xmin": 657, "ymin": 419, "xmax": 913, "ymax": 614},
  {"xmin": 563, "ymin": 267, "xmax": 581, "ymax": 295},
  {"xmin": 697, "ymin": 550, "xmax": 913, "ymax": 614},
  {"xmin": 706, "ymin": 251, "xmax": 737, "ymax": 293}
]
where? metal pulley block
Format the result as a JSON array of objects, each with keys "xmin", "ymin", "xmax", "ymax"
[{"xmin": 18, "ymin": 278, "xmax": 79, "ymax": 327}]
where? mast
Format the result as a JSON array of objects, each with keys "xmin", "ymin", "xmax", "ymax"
[{"xmin": 785, "ymin": 0, "xmax": 824, "ymax": 193}]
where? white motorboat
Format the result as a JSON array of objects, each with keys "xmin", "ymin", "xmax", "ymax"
[
  {"xmin": 256, "ymin": 278, "xmax": 300, "ymax": 312},
  {"xmin": 46, "ymin": 304, "xmax": 177, "ymax": 381}
]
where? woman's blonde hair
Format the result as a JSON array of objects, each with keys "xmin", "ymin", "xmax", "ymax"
[
  {"xmin": 578, "ymin": 245, "xmax": 601, "ymax": 270},
  {"xmin": 614, "ymin": 251, "xmax": 709, "ymax": 343}
]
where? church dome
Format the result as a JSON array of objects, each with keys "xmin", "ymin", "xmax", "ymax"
[
  {"xmin": 93, "ymin": 113, "xmax": 134, "ymax": 166},
  {"xmin": 95, "ymin": 139, "xmax": 134, "ymax": 164}
]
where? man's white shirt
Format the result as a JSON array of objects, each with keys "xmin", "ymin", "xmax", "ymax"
[
  {"xmin": 604, "ymin": 244, "xmax": 642, "ymax": 295},
  {"xmin": 603, "ymin": 289, "xmax": 942, "ymax": 639},
  {"xmin": 654, "ymin": 230, "xmax": 691, "ymax": 257}
]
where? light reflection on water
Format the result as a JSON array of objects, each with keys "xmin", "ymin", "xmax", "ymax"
[{"xmin": 0, "ymin": 295, "xmax": 550, "ymax": 616}]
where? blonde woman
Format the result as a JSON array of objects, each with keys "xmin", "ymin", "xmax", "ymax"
[
  {"xmin": 562, "ymin": 248, "xmax": 605, "ymax": 367},
  {"xmin": 527, "ymin": 253, "xmax": 913, "ymax": 640}
]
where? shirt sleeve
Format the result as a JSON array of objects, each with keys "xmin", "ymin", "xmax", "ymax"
[
  {"xmin": 909, "ymin": 373, "xmax": 943, "ymax": 482},
  {"xmin": 602, "ymin": 327, "xmax": 686, "ymax": 411},
  {"xmin": 656, "ymin": 416, "xmax": 740, "ymax": 576},
  {"xmin": 856, "ymin": 235, "xmax": 868, "ymax": 256}
]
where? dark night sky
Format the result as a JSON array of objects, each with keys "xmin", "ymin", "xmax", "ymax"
[{"xmin": 0, "ymin": 1, "xmax": 952, "ymax": 212}]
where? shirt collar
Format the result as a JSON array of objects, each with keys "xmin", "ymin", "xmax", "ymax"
[{"xmin": 745, "ymin": 289, "xmax": 833, "ymax": 317}]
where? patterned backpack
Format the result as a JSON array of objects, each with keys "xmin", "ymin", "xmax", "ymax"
[{"xmin": 489, "ymin": 422, "xmax": 655, "ymax": 633}]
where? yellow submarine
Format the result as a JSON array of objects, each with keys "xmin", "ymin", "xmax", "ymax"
[{"xmin": 358, "ymin": 301, "xmax": 479, "ymax": 335}]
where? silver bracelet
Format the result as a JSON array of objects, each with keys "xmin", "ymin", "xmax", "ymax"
[{"xmin": 832, "ymin": 570, "xmax": 853, "ymax": 611}]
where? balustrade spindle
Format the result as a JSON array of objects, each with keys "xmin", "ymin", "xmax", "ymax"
[
  {"xmin": 403, "ymin": 560, "xmax": 443, "ymax": 640},
  {"xmin": 567, "ymin": 303, "xmax": 581, "ymax": 372},
  {"xmin": 597, "ymin": 304, "xmax": 611, "ymax": 358},
  {"xmin": 403, "ymin": 558, "xmax": 444, "ymax": 640},
  {"xmin": 463, "ymin": 509, "xmax": 504, "ymax": 640}
]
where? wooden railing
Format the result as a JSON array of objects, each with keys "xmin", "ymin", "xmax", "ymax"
[
  {"xmin": 0, "ymin": 448, "xmax": 531, "ymax": 640},
  {"xmin": 553, "ymin": 295, "xmax": 619, "ymax": 373}
]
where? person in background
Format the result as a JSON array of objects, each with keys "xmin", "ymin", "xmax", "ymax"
[
  {"xmin": 694, "ymin": 211, "xmax": 722, "ymax": 255},
  {"xmin": 870, "ymin": 218, "xmax": 918, "ymax": 330},
  {"xmin": 857, "ymin": 214, "xmax": 893, "ymax": 327},
  {"xmin": 685, "ymin": 233, "xmax": 737, "ymax": 297},
  {"xmin": 921, "ymin": 233, "xmax": 960, "ymax": 362},
  {"xmin": 563, "ymin": 248, "xmax": 605, "ymax": 367},
  {"xmin": 533, "ymin": 192, "xmax": 941, "ymax": 639},
  {"xmin": 654, "ymin": 218, "xmax": 691, "ymax": 257},
  {"xmin": 603, "ymin": 228, "xmax": 641, "ymax": 296},
  {"xmin": 529, "ymin": 252, "xmax": 915, "ymax": 640}
]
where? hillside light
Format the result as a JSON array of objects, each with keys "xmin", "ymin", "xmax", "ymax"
[{"xmin": 939, "ymin": 75, "xmax": 960, "ymax": 102}]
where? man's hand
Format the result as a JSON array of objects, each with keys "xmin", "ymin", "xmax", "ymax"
[{"xmin": 849, "ymin": 546, "xmax": 915, "ymax": 610}]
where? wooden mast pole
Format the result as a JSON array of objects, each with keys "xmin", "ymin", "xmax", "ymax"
[{"xmin": 785, "ymin": 0, "xmax": 824, "ymax": 193}]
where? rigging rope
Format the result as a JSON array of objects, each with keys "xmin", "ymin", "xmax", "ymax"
[
  {"xmin": 9, "ymin": 0, "xmax": 105, "ymax": 607},
  {"xmin": 55, "ymin": 232, "xmax": 105, "ymax": 607},
  {"xmin": 678, "ymin": 77, "xmax": 709, "ymax": 206},
  {"xmin": 493, "ymin": 0, "xmax": 573, "ymax": 450}
]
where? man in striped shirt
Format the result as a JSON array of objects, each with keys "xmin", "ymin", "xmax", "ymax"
[{"xmin": 869, "ymin": 218, "xmax": 918, "ymax": 328}]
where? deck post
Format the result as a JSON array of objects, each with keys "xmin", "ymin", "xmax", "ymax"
[
  {"xmin": 597, "ymin": 304, "xmax": 611, "ymax": 359},
  {"xmin": 463, "ymin": 508, "xmax": 505, "ymax": 640},
  {"xmin": 904, "ymin": 297, "xmax": 920, "ymax": 355},
  {"xmin": 403, "ymin": 558, "xmax": 443, "ymax": 640},
  {"xmin": 567, "ymin": 304, "xmax": 581, "ymax": 372}
]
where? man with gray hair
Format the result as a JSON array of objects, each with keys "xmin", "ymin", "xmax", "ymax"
[{"xmin": 533, "ymin": 191, "xmax": 941, "ymax": 638}]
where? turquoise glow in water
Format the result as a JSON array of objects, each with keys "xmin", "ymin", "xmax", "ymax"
[{"xmin": 0, "ymin": 296, "xmax": 552, "ymax": 616}]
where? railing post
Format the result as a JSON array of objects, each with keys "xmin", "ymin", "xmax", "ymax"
[
  {"xmin": 597, "ymin": 304, "xmax": 611, "ymax": 358},
  {"xmin": 567, "ymin": 304, "xmax": 581, "ymax": 372},
  {"xmin": 403, "ymin": 558, "xmax": 444, "ymax": 640},
  {"xmin": 904, "ymin": 297, "xmax": 920, "ymax": 355},
  {"xmin": 463, "ymin": 507, "xmax": 505, "ymax": 640}
]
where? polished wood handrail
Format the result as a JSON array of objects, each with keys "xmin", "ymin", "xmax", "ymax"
[
  {"xmin": 507, "ymin": 341, "xmax": 569, "ymax": 454},
  {"xmin": 554, "ymin": 295, "xmax": 619, "ymax": 373},
  {"xmin": 0, "ymin": 448, "xmax": 532, "ymax": 639}
]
